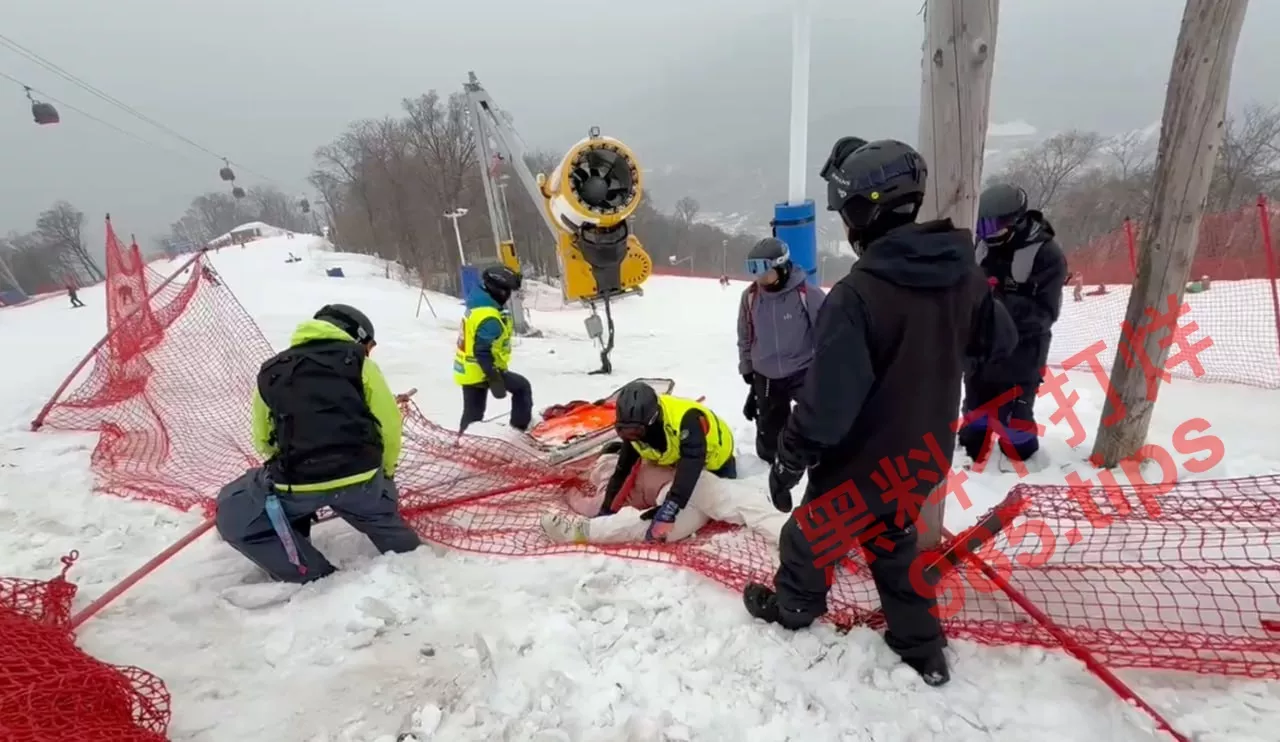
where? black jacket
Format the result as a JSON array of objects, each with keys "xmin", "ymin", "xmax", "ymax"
[
  {"xmin": 778, "ymin": 220, "xmax": 1017, "ymax": 508},
  {"xmin": 257, "ymin": 340, "xmax": 384, "ymax": 486},
  {"xmin": 973, "ymin": 211, "xmax": 1068, "ymax": 386}
]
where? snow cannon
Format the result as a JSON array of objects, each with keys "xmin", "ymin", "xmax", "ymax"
[{"xmin": 535, "ymin": 127, "xmax": 652, "ymax": 303}]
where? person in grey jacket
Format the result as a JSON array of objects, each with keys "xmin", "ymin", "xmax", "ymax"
[{"xmin": 736, "ymin": 237, "xmax": 825, "ymax": 464}]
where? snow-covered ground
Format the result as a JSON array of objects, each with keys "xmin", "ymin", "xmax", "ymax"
[{"xmin": 2, "ymin": 235, "xmax": 1278, "ymax": 741}]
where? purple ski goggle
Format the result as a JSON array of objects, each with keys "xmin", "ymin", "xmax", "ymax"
[{"xmin": 975, "ymin": 215, "xmax": 1018, "ymax": 242}]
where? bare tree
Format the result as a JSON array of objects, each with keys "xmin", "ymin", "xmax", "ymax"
[
  {"xmin": 1207, "ymin": 102, "xmax": 1280, "ymax": 210},
  {"xmin": 1003, "ymin": 130, "xmax": 1106, "ymax": 210},
  {"xmin": 35, "ymin": 201, "xmax": 103, "ymax": 283},
  {"xmin": 674, "ymin": 196, "xmax": 701, "ymax": 225},
  {"xmin": 186, "ymin": 88, "xmax": 765, "ymax": 298},
  {"xmin": 1104, "ymin": 130, "xmax": 1153, "ymax": 181},
  {"xmin": 247, "ymin": 186, "xmax": 310, "ymax": 233}
]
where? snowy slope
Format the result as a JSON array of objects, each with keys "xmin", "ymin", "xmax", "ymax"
[{"xmin": 1, "ymin": 235, "xmax": 1278, "ymax": 741}]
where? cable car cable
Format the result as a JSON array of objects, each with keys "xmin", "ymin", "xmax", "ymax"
[
  {"xmin": 0, "ymin": 69, "xmax": 208, "ymax": 164},
  {"xmin": 0, "ymin": 31, "xmax": 281, "ymax": 185}
]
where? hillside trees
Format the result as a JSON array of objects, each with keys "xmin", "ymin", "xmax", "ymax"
[
  {"xmin": 989, "ymin": 102, "xmax": 1280, "ymax": 257},
  {"xmin": 306, "ymin": 91, "xmax": 761, "ymax": 294},
  {"xmin": 166, "ymin": 186, "xmax": 316, "ymax": 249},
  {"xmin": 0, "ymin": 200, "xmax": 104, "ymax": 294}
]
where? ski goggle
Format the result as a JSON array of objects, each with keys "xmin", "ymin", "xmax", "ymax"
[
  {"xmin": 975, "ymin": 215, "xmax": 1019, "ymax": 243},
  {"xmin": 746, "ymin": 249, "xmax": 790, "ymax": 276},
  {"xmin": 615, "ymin": 422, "xmax": 646, "ymax": 441}
]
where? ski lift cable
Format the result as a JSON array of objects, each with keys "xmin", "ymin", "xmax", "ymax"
[
  {"xmin": 0, "ymin": 69, "xmax": 209, "ymax": 165},
  {"xmin": 0, "ymin": 32, "xmax": 282, "ymax": 185}
]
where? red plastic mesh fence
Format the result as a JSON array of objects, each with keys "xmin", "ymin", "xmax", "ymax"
[
  {"xmin": 0, "ymin": 554, "xmax": 170, "ymax": 741},
  {"xmin": 104, "ymin": 221, "xmax": 163, "ymax": 362},
  {"xmin": 407, "ymin": 468, "xmax": 1280, "ymax": 678},
  {"xmin": 1028, "ymin": 199, "xmax": 1280, "ymax": 388},
  {"xmin": 33, "ymin": 227, "xmax": 1280, "ymax": 680},
  {"xmin": 35, "ymin": 230, "xmax": 582, "ymax": 517},
  {"xmin": 654, "ymin": 198, "xmax": 1280, "ymax": 388}
]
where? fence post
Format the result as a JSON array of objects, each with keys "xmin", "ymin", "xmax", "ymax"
[
  {"xmin": 1123, "ymin": 217, "xmax": 1138, "ymax": 277},
  {"xmin": 1256, "ymin": 195, "xmax": 1280, "ymax": 373}
]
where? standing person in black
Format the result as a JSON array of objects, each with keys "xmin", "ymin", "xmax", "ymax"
[
  {"xmin": 959, "ymin": 184, "xmax": 1068, "ymax": 466},
  {"xmin": 741, "ymin": 137, "xmax": 1016, "ymax": 687}
]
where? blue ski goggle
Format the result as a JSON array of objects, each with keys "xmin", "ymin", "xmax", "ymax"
[{"xmin": 746, "ymin": 249, "xmax": 790, "ymax": 276}]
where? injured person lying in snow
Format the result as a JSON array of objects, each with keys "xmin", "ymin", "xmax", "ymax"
[{"xmin": 540, "ymin": 445, "xmax": 790, "ymax": 546}]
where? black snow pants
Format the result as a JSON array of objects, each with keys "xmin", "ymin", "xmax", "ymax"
[
  {"xmin": 459, "ymin": 370, "xmax": 533, "ymax": 434},
  {"xmin": 773, "ymin": 474, "xmax": 946, "ymax": 661},
  {"xmin": 752, "ymin": 370, "xmax": 806, "ymax": 464},
  {"xmin": 215, "ymin": 467, "xmax": 421, "ymax": 583}
]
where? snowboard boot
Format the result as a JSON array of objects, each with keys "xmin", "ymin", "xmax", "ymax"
[
  {"xmin": 540, "ymin": 511, "xmax": 590, "ymax": 545},
  {"xmin": 901, "ymin": 649, "xmax": 950, "ymax": 687},
  {"xmin": 957, "ymin": 423, "xmax": 992, "ymax": 464},
  {"xmin": 742, "ymin": 583, "xmax": 818, "ymax": 630}
]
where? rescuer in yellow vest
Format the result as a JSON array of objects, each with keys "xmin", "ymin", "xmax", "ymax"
[
  {"xmin": 595, "ymin": 381, "xmax": 737, "ymax": 542},
  {"xmin": 453, "ymin": 265, "xmax": 532, "ymax": 433}
]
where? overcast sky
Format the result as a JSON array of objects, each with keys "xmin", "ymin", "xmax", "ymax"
[{"xmin": 1, "ymin": 0, "xmax": 1276, "ymax": 249}]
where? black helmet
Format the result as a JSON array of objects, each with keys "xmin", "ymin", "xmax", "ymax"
[
  {"xmin": 746, "ymin": 237, "xmax": 791, "ymax": 282},
  {"xmin": 314, "ymin": 303, "xmax": 374, "ymax": 344},
  {"xmin": 481, "ymin": 264, "xmax": 522, "ymax": 304},
  {"xmin": 614, "ymin": 381, "xmax": 659, "ymax": 441},
  {"xmin": 820, "ymin": 138, "xmax": 927, "ymax": 250},
  {"xmin": 976, "ymin": 184, "xmax": 1029, "ymax": 247}
]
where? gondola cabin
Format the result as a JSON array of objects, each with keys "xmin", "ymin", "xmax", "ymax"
[{"xmin": 31, "ymin": 100, "xmax": 59, "ymax": 125}]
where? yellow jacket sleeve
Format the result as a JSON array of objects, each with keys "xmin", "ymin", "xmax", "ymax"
[
  {"xmin": 362, "ymin": 359, "xmax": 403, "ymax": 477},
  {"xmin": 250, "ymin": 387, "xmax": 276, "ymax": 459}
]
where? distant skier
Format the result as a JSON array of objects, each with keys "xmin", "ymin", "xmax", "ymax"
[
  {"xmin": 215, "ymin": 304, "xmax": 421, "ymax": 583},
  {"xmin": 719, "ymin": 274, "xmax": 731, "ymax": 288},
  {"xmin": 454, "ymin": 265, "xmax": 532, "ymax": 434},
  {"xmin": 736, "ymin": 237, "xmax": 824, "ymax": 464},
  {"xmin": 958, "ymin": 184, "xmax": 1067, "ymax": 467},
  {"xmin": 742, "ymin": 137, "xmax": 1016, "ymax": 687},
  {"xmin": 570, "ymin": 382, "xmax": 737, "ymax": 543},
  {"xmin": 66, "ymin": 282, "xmax": 84, "ymax": 308},
  {"xmin": 539, "ymin": 444, "xmax": 788, "ymax": 545}
]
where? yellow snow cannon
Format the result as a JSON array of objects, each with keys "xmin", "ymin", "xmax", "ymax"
[{"xmin": 536, "ymin": 128, "xmax": 652, "ymax": 303}]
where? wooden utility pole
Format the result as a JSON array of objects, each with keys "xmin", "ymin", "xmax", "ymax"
[
  {"xmin": 916, "ymin": 0, "xmax": 999, "ymax": 547},
  {"xmin": 1091, "ymin": 0, "xmax": 1250, "ymax": 467},
  {"xmin": 916, "ymin": 0, "xmax": 1000, "ymax": 231}
]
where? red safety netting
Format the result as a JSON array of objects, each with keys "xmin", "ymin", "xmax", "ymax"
[
  {"xmin": 0, "ymin": 554, "xmax": 170, "ymax": 741},
  {"xmin": 1057, "ymin": 197, "xmax": 1280, "ymax": 388},
  {"xmin": 654, "ymin": 196, "xmax": 1280, "ymax": 389},
  {"xmin": 30, "ymin": 217, "xmax": 1280, "ymax": 684}
]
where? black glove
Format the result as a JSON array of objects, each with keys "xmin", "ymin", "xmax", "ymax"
[
  {"xmin": 743, "ymin": 388, "xmax": 758, "ymax": 421},
  {"xmin": 742, "ymin": 372, "xmax": 754, "ymax": 385},
  {"xmin": 489, "ymin": 374, "xmax": 507, "ymax": 399},
  {"xmin": 768, "ymin": 459, "xmax": 804, "ymax": 513}
]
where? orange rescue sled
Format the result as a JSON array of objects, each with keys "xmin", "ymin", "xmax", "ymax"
[{"xmin": 523, "ymin": 377, "xmax": 674, "ymax": 459}]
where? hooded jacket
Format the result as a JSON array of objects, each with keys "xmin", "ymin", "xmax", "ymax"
[
  {"xmin": 973, "ymin": 211, "xmax": 1068, "ymax": 387},
  {"xmin": 778, "ymin": 220, "xmax": 1017, "ymax": 507},
  {"xmin": 251, "ymin": 319, "xmax": 403, "ymax": 491},
  {"xmin": 736, "ymin": 267, "xmax": 825, "ymax": 380}
]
